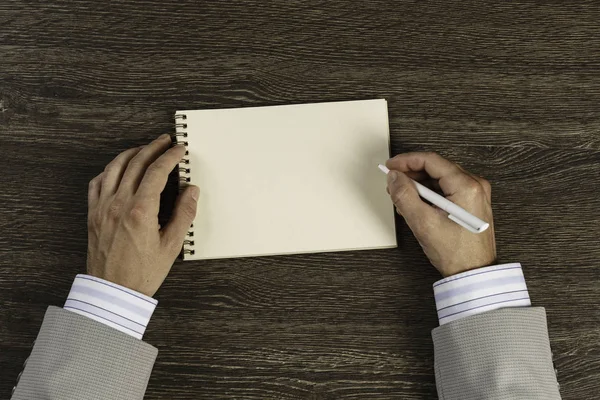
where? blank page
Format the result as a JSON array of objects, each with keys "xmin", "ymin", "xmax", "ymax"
[{"xmin": 176, "ymin": 99, "xmax": 396, "ymax": 260}]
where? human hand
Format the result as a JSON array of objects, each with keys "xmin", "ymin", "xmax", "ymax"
[
  {"xmin": 386, "ymin": 152, "xmax": 496, "ymax": 277},
  {"xmin": 86, "ymin": 134, "xmax": 199, "ymax": 296}
]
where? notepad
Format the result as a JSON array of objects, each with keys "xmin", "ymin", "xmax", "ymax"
[{"xmin": 174, "ymin": 99, "xmax": 397, "ymax": 260}]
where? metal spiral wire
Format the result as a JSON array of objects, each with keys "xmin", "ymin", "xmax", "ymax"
[{"xmin": 175, "ymin": 112, "xmax": 196, "ymax": 257}]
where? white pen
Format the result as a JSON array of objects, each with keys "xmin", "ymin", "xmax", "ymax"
[{"xmin": 377, "ymin": 164, "xmax": 489, "ymax": 234}]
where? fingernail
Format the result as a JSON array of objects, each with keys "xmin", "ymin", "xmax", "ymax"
[
  {"xmin": 190, "ymin": 186, "xmax": 200, "ymax": 201},
  {"xmin": 160, "ymin": 133, "xmax": 171, "ymax": 140},
  {"xmin": 387, "ymin": 171, "xmax": 398, "ymax": 185}
]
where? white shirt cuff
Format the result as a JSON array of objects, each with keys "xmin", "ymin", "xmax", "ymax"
[
  {"xmin": 64, "ymin": 274, "xmax": 158, "ymax": 339},
  {"xmin": 433, "ymin": 263, "xmax": 531, "ymax": 325}
]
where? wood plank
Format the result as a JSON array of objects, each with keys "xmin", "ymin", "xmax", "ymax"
[{"xmin": 1, "ymin": 1, "xmax": 599, "ymax": 398}]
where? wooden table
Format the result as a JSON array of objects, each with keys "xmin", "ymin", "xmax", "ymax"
[{"xmin": 1, "ymin": 1, "xmax": 599, "ymax": 398}]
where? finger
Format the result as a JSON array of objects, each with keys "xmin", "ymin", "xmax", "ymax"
[
  {"xmin": 101, "ymin": 147, "xmax": 143, "ymax": 197},
  {"xmin": 386, "ymin": 152, "xmax": 460, "ymax": 179},
  {"xmin": 386, "ymin": 152, "xmax": 473, "ymax": 196},
  {"xmin": 88, "ymin": 173, "xmax": 103, "ymax": 209},
  {"xmin": 118, "ymin": 134, "xmax": 173, "ymax": 194},
  {"xmin": 390, "ymin": 173, "xmax": 440, "ymax": 195},
  {"xmin": 418, "ymin": 178, "xmax": 442, "ymax": 194},
  {"xmin": 445, "ymin": 175, "xmax": 492, "ymax": 204},
  {"xmin": 402, "ymin": 171, "xmax": 442, "ymax": 192},
  {"xmin": 161, "ymin": 185, "xmax": 200, "ymax": 256},
  {"xmin": 137, "ymin": 144, "xmax": 187, "ymax": 203},
  {"xmin": 476, "ymin": 176, "xmax": 492, "ymax": 198},
  {"xmin": 387, "ymin": 171, "xmax": 437, "ymax": 232},
  {"xmin": 404, "ymin": 171, "xmax": 429, "ymax": 181}
]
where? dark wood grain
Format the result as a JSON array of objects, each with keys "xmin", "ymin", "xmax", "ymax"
[{"xmin": 1, "ymin": 1, "xmax": 599, "ymax": 398}]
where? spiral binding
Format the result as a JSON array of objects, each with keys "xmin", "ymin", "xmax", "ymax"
[{"xmin": 174, "ymin": 113, "xmax": 196, "ymax": 257}]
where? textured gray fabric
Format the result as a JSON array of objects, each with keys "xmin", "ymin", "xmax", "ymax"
[
  {"xmin": 11, "ymin": 305, "xmax": 560, "ymax": 399},
  {"xmin": 11, "ymin": 306, "xmax": 157, "ymax": 400},
  {"xmin": 432, "ymin": 307, "xmax": 561, "ymax": 400}
]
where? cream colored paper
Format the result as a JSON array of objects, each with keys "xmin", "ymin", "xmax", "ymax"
[{"xmin": 176, "ymin": 99, "xmax": 396, "ymax": 260}]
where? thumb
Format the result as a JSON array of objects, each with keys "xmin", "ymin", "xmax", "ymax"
[
  {"xmin": 387, "ymin": 170, "xmax": 432, "ymax": 225},
  {"xmin": 162, "ymin": 185, "xmax": 199, "ymax": 254}
]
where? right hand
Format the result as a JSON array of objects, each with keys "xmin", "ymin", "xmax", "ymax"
[{"xmin": 386, "ymin": 152, "xmax": 496, "ymax": 277}]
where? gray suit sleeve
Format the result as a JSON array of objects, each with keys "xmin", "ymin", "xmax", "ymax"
[
  {"xmin": 432, "ymin": 307, "xmax": 561, "ymax": 400},
  {"xmin": 11, "ymin": 306, "xmax": 158, "ymax": 400}
]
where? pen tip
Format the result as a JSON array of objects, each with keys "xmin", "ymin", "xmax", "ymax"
[{"xmin": 377, "ymin": 164, "xmax": 390, "ymax": 174}]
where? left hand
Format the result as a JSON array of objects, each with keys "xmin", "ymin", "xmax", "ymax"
[{"xmin": 86, "ymin": 134, "xmax": 199, "ymax": 296}]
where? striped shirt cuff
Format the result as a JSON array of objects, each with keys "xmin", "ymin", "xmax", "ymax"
[
  {"xmin": 64, "ymin": 274, "xmax": 158, "ymax": 340},
  {"xmin": 433, "ymin": 263, "xmax": 531, "ymax": 325}
]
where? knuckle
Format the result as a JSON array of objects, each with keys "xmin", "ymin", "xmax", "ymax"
[
  {"xmin": 129, "ymin": 205, "xmax": 148, "ymax": 223},
  {"xmin": 103, "ymin": 164, "xmax": 119, "ymax": 175},
  {"xmin": 392, "ymin": 184, "xmax": 411, "ymax": 205},
  {"xmin": 107, "ymin": 200, "xmax": 125, "ymax": 219},
  {"xmin": 464, "ymin": 179, "xmax": 483, "ymax": 196},
  {"xmin": 480, "ymin": 178, "xmax": 492, "ymax": 192},
  {"xmin": 425, "ymin": 151, "xmax": 440, "ymax": 160},
  {"xmin": 93, "ymin": 215, "xmax": 103, "ymax": 227}
]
